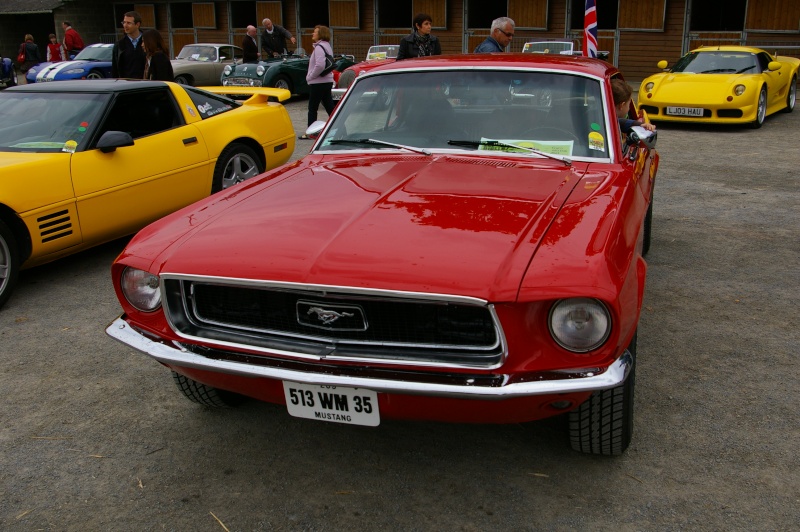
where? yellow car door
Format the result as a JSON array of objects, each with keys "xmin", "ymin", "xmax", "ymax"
[{"xmin": 69, "ymin": 87, "xmax": 213, "ymax": 244}]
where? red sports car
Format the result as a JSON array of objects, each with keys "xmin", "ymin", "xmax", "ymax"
[{"xmin": 107, "ymin": 54, "xmax": 659, "ymax": 455}]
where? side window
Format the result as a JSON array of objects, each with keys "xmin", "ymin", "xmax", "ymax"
[
  {"xmin": 756, "ymin": 53, "xmax": 771, "ymax": 72},
  {"xmin": 184, "ymin": 87, "xmax": 238, "ymax": 119},
  {"xmin": 98, "ymin": 89, "xmax": 182, "ymax": 141}
]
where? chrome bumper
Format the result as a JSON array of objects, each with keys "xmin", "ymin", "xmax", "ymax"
[{"xmin": 106, "ymin": 316, "xmax": 631, "ymax": 400}]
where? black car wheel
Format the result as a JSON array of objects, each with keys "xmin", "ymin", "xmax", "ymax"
[
  {"xmin": 273, "ymin": 74, "xmax": 293, "ymax": 93},
  {"xmin": 86, "ymin": 70, "xmax": 104, "ymax": 80},
  {"xmin": 783, "ymin": 75, "xmax": 796, "ymax": 113},
  {"xmin": 7, "ymin": 67, "xmax": 17, "ymax": 87},
  {"xmin": 751, "ymin": 86, "xmax": 767, "ymax": 128},
  {"xmin": 174, "ymin": 74, "xmax": 192, "ymax": 86},
  {"xmin": 0, "ymin": 219, "xmax": 20, "ymax": 310},
  {"xmin": 172, "ymin": 372, "xmax": 247, "ymax": 407},
  {"xmin": 211, "ymin": 142, "xmax": 264, "ymax": 193},
  {"xmin": 569, "ymin": 332, "xmax": 637, "ymax": 455}
]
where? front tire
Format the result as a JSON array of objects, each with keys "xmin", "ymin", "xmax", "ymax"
[
  {"xmin": 272, "ymin": 74, "xmax": 293, "ymax": 93},
  {"xmin": 751, "ymin": 86, "xmax": 767, "ymax": 128},
  {"xmin": 172, "ymin": 372, "xmax": 247, "ymax": 407},
  {"xmin": 0, "ymin": 219, "xmax": 20, "ymax": 310},
  {"xmin": 569, "ymin": 333, "xmax": 637, "ymax": 455},
  {"xmin": 86, "ymin": 70, "xmax": 104, "ymax": 80},
  {"xmin": 211, "ymin": 143, "xmax": 264, "ymax": 193},
  {"xmin": 783, "ymin": 75, "xmax": 796, "ymax": 113},
  {"xmin": 7, "ymin": 66, "xmax": 17, "ymax": 87},
  {"xmin": 337, "ymin": 69, "xmax": 356, "ymax": 89},
  {"xmin": 174, "ymin": 74, "xmax": 192, "ymax": 86}
]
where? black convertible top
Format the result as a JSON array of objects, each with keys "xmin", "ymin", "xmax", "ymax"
[{"xmin": 7, "ymin": 79, "xmax": 171, "ymax": 94}]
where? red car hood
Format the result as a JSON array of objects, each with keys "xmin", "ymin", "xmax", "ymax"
[{"xmin": 150, "ymin": 154, "xmax": 587, "ymax": 301}]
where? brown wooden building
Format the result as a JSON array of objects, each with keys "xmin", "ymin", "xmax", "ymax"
[{"xmin": 2, "ymin": 0, "xmax": 799, "ymax": 81}]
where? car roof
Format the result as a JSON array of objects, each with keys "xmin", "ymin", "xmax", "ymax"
[
  {"xmin": 366, "ymin": 53, "xmax": 619, "ymax": 79},
  {"xmin": 693, "ymin": 45, "xmax": 764, "ymax": 54},
  {"xmin": 6, "ymin": 79, "xmax": 171, "ymax": 94},
  {"xmin": 85, "ymin": 43, "xmax": 114, "ymax": 48}
]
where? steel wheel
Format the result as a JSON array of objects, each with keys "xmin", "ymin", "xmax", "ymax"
[
  {"xmin": 86, "ymin": 71, "xmax": 104, "ymax": 80},
  {"xmin": 174, "ymin": 74, "xmax": 192, "ymax": 85},
  {"xmin": 273, "ymin": 75, "xmax": 292, "ymax": 93},
  {"xmin": 211, "ymin": 143, "xmax": 264, "ymax": 193},
  {"xmin": 0, "ymin": 220, "xmax": 20, "ymax": 309},
  {"xmin": 751, "ymin": 87, "xmax": 767, "ymax": 128},
  {"xmin": 784, "ymin": 75, "xmax": 796, "ymax": 113}
]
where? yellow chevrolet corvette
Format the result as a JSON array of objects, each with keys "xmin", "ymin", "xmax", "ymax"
[
  {"xmin": 639, "ymin": 46, "xmax": 798, "ymax": 128},
  {"xmin": 0, "ymin": 80, "xmax": 295, "ymax": 308}
]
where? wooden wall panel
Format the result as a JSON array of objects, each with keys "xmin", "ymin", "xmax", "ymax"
[
  {"xmin": 617, "ymin": 0, "xmax": 686, "ymax": 82},
  {"xmin": 171, "ymin": 32, "xmax": 197, "ymax": 56},
  {"xmin": 193, "ymin": 3, "xmax": 216, "ymax": 28},
  {"xmin": 331, "ymin": 0, "xmax": 359, "ymax": 28},
  {"xmin": 413, "ymin": 0, "xmax": 447, "ymax": 29},
  {"xmin": 133, "ymin": 4, "xmax": 156, "ymax": 28},
  {"xmin": 746, "ymin": 0, "xmax": 800, "ymax": 31},
  {"xmin": 509, "ymin": 0, "xmax": 547, "ymax": 30},
  {"xmin": 618, "ymin": 0, "xmax": 666, "ymax": 30},
  {"xmin": 257, "ymin": 1, "xmax": 283, "ymax": 26}
]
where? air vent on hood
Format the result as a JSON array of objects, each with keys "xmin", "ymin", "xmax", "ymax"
[{"xmin": 444, "ymin": 156, "xmax": 518, "ymax": 168}]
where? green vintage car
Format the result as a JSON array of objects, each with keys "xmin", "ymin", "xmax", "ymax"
[{"xmin": 220, "ymin": 49, "xmax": 355, "ymax": 95}]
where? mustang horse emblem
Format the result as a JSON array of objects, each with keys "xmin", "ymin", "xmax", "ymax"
[{"xmin": 307, "ymin": 307, "xmax": 354, "ymax": 325}]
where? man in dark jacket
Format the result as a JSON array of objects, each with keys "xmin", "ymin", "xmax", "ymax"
[
  {"xmin": 261, "ymin": 18, "xmax": 296, "ymax": 57},
  {"xmin": 396, "ymin": 13, "xmax": 441, "ymax": 60},
  {"xmin": 111, "ymin": 11, "xmax": 146, "ymax": 78},
  {"xmin": 242, "ymin": 25, "xmax": 260, "ymax": 63},
  {"xmin": 474, "ymin": 17, "xmax": 515, "ymax": 53}
]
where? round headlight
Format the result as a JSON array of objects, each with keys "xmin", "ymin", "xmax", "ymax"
[
  {"xmin": 256, "ymin": 65, "xmax": 265, "ymax": 76},
  {"xmin": 223, "ymin": 65, "xmax": 232, "ymax": 75},
  {"xmin": 734, "ymin": 84, "xmax": 746, "ymax": 96},
  {"xmin": 121, "ymin": 267, "xmax": 161, "ymax": 312},
  {"xmin": 645, "ymin": 82, "xmax": 654, "ymax": 92},
  {"xmin": 549, "ymin": 298, "xmax": 611, "ymax": 352}
]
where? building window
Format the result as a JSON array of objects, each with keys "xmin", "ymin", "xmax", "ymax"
[
  {"xmin": 570, "ymin": 0, "xmax": 618, "ymax": 30},
  {"xmin": 690, "ymin": 0, "xmax": 746, "ymax": 31},
  {"xmin": 231, "ymin": 1, "xmax": 258, "ymax": 28},
  {"xmin": 299, "ymin": 0, "xmax": 330, "ymax": 27},
  {"xmin": 466, "ymin": 0, "xmax": 506, "ymax": 29}
]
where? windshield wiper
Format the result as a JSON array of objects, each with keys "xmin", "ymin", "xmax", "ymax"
[
  {"xmin": 328, "ymin": 138, "xmax": 431, "ymax": 155},
  {"xmin": 736, "ymin": 66, "xmax": 755, "ymax": 74},
  {"xmin": 447, "ymin": 139, "xmax": 571, "ymax": 166},
  {"xmin": 698, "ymin": 68, "xmax": 735, "ymax": 74}
]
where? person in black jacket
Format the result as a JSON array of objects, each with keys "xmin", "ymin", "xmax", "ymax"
[
  {"xmin": 112, "ymin": 11, "xmax": 146, "ymax": 78},
  {"xmin": 242, "ymin": 25, "xmax": 260, "ymax": 63},
  {"xmin": 142, "ymin": 29, "xmax": 174, "ymax": 81},
  {"xmin": 261, "ymin": 18, "xmax": 296, "ymax": 58},
  {"xmin": 396, "ymin": 13, "xmax": 441, "ymax": 60},
  {"xmin": 18, "ymin": 34, "xmax": 42, "ymax": 73}
]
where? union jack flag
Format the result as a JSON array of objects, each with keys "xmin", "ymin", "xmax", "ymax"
[{"xmin": 583, "ymin": 0, "xmax": 598, "ymax": 58}]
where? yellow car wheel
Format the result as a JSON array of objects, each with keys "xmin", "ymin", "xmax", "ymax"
[
  {"xmin": 0, "ymin": 219, "xmax": 20, "ymax": 309},
  {"xmin": 211, "ymin": 143, "xmax": 264, "ymax": 193}
]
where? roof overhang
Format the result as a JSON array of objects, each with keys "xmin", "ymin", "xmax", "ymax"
[{"xmin": 0, "ymin": 0, "xmax": 65, "ymax": 14}]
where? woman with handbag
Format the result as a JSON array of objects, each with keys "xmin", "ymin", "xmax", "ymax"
[
  {"xmin": 301, "ymin": 25, "xmax": 335, "ymax": 137},
  {"xmin": 18, "ymin": 34, "xmax": 41, "ymax": 73},
  {"xmin": 142, "ymin": 29, "xmax": 174, "ymax": 81}
]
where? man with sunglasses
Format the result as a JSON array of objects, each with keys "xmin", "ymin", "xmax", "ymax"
[{"xmin": 474, "ymin": 17, "xmax": 515, "ymax": 53}]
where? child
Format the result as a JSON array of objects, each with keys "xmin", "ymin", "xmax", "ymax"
[
  {"xmin": 611, "ymin": 78, "xmax": 656, "ymax": 135},
  {"xmin": 46, "ymin": 33, "xmax": 66, "ymax": 62}
]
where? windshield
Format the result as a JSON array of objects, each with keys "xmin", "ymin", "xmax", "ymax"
[
  {"xmin": 74, "ymin": 46, "xmax": 113, "ymax": 62},
  {"xmin": 366, "ymin": 46, "xmax": 399, "ymax": 60},
  {"xmin": 176, "ymin": 45, "xmax": 218, "ymax": 62},
  {"xmin": 0, "ymin": 92, "xmax": 109, "ymax": 152},
  {"xmin": 318, "ymin": 69, "xmax": 610, "ymax": 159},
  {"xmin": 671, "ymin": 51, "xmax": 758, "ymax": 74},
  {"xmin": 522, "ymin": 42, "xmax": 574, "ymax": 54}
]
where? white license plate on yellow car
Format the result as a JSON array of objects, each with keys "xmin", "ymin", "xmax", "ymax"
[
  {"xmin": 283, "ymin": 381, "xmax": 380, "ymax": 426},
  {"xmin": 666, "ymin": 106, "xmax": 704, "ymax": 117}
]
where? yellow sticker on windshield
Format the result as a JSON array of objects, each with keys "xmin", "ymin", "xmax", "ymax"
[
  {"xmin": 588, "ymin": 132, "xmax": 605, "ymax": 152},
  {"xmin": 62, "ymin": 140, "xmax": 78, "ymax": 153}
]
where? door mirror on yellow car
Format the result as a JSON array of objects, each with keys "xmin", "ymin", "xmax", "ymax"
[
  {"xmin": 767, "ymin": 61, "xmax": 781, "ymax": 72},
  {"xmin": 97, "ymin": 131, "xmax": 134, "ymax": 153},
  {"xmin": 657, "ymin": 60, "xmax": 668, "ymax": 70}
]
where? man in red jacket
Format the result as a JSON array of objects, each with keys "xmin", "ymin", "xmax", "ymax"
[{"xmin": 62, "ymin": 21, "xmax": 84, "ymax": 58}]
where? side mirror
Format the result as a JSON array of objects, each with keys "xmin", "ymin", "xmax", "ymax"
[
  {"xmin": 767, "ymin": 61, "xmax": 781, "ymax": 72},
  {"xmin": 657, "ymin": 60, "xmax": 668, "ymax": 70},
  {"xmin": 97, "ymin": 131, "xmax": 134, "ymax": 153},
  {"xmin": 305, "ymin": 120, "xmax": 326, "ymax": 139},
  {"xmin": 626, "ymin": 126, "xmax": 657, "ymax": 159}
]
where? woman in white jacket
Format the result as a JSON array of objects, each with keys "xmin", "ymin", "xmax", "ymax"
[{"xmin": 301, "ymin": 25, "xmax": 335, "ymax": 138}]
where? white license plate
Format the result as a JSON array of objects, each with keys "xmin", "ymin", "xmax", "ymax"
[
  {"xmin": 666, "ymin": 106, "xmax": 704, "ymax": 117},
  {"xmin": 283, "ymin": 381, "xmax": 380, "ymax": 426}
]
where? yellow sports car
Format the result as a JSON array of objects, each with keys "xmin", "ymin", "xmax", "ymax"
[
  {"xmin": 639, "ymin": 46, "xmax": 798, "ymax": 128},
  {"xmin": 0, "ymin": 80, "xmax": 295, "ymax": 308}
]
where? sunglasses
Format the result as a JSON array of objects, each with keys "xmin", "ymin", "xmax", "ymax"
[{"xmin": 498, "ymin": 29, "xmax": 514, "ymax": 38}]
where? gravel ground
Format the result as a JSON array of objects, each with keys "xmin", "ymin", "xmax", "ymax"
[{"xmin": 0, "ymin": 96, "xmax": 798, "ymax": 530}]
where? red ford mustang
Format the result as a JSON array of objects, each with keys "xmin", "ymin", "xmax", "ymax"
[{"xmin": 107, "ymin": 54, "xmax": 659, "ymax": 455}]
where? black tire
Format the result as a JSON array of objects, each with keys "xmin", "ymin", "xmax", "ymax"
[
  {"xmin": 783, "ymin": 75, "xmax": 796, "ymax": 113},
  {"xmin": 7, "ymin": 66, "xmax": 17, "ymax": 87},
  {"xmin": 174, "ymin": 74, "xmax": 192, "ymax": 86},
  {"xmin": 337, "ymin": 69, "xmax": 356, "ymax": 89},
  {"xmin": 642, "ymin": 192, "xmax": 653, "ymax": 257},
  {"xmin": 172, "ymin": 372, "xmax": 247, "ymax": 407},
  {"xmin": 86, "ymin": 70, "xmax": 104, "ymax": 80},
  {"xmin": 210, "ymin": 143, "xmax": 264, "ymax": 193},
  {"xmin": 272, "ymin": 74, "xmax": 293, "ymax": 93},
  {"xmin": 0, "ymin": 219, "xmax": 20, "ymax": 310},
  {"xmin": 569, "ymin": 333, "xmax": 636, "ymax": 455},
  {"xmin": 750, "ymin": 86, "xmax": 767, "ymax": 128}
]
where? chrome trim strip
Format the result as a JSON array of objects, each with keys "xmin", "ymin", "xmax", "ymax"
[{"xmin": 107, "ymin": 317, "xmax": 628, "ymax": 400}]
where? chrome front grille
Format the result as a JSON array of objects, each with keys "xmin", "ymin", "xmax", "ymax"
[
  {"xmin": 162, "ymin": 276, "xmax": 504, "ymax": 368},
  {"xmin": 223, "ymin": 77, "xmax": 262, "ymax": 87}
]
